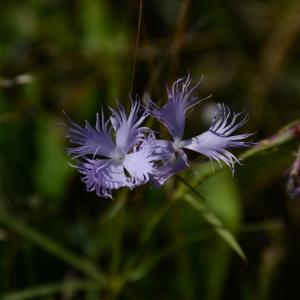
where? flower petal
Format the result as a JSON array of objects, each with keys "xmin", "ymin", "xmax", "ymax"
[
  {"xmin": 184, "ymin": 103, "xmax": 253, "ymax": 171},
  {"xmin": 151, "ymin": 149, "xmax": 189, "ymax": 186},
  {"xmin": 64, "ymin": 111, "xmax": 115, "ymax": 158},
  {"xmin": 110, "ymin": 100, "xmax": 149, "ymax": 154},
  {"xmin": 123, "ymin": 143, "xmax": 156, "ymax": 187},
  {"xmin": 77, "ymin": 158, "xmax": 128, "ymax": 198},
  {"xmin": 148, "ymin": 75, "xmax": 201, "ymax": 140}
]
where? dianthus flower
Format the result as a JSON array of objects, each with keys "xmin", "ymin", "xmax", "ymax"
[
  {"xmin": 65, "ymin": 101, "xmax": 160, "ymax": 198},
  {"xmin": 148, "ymin": 76, "xmax": 253, "ymax": 185},
  {"xmin": 64, "ymin": 76, "xmax": 253, "ymax": 198}
]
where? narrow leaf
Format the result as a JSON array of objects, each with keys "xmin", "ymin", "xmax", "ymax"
[{"xmin": 183, "ymin": 194, "xmax": 246, "ymax": 262}]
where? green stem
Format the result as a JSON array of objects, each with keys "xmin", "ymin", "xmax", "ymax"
[
  {"xmin": 0, "ymin": 210, "xmax": 107, "ymax": 285},
  {"xmin": 139, "ymin": 120, "xmax": 300, "ymax": 252},
  {"xmin": 130, "ymin": 0, "xmax": 143, "ymax": 93},
  {"xmin": 141, "ymin": 196, "xmax": 179, "ymax": 242},
  {"xmin": 176, "ymin": 175, "xmax": 206, "ymax": 201},
  {"xmin": 127, "ymin": 220, "xmax": 282, "ymax": 282},
  {"xmin": 128, "ymin": 231, "xmax": 212, "ymax": 282},
  {"xmin": 2, "ymin": 280, "xmax": 100, "ymax": 300},
  {"xmin": 241, "ymin": 119, "xmax": 300, "ymax": 160},
  {"xmin": 110, "ymin": 190, "xmax": 128, "ymax": 275},
  {"xmin": 179, "ymin": 119, "xmax": 300, "ymax": 195}
]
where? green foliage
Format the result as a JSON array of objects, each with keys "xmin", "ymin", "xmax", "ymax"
[
  {"xmin": 1, "ymin": 0, "xmax": 300, "ymax": 299},
  {"xmin": 33, "ymin": 115, "xmax": 72, "ymax": 200}
]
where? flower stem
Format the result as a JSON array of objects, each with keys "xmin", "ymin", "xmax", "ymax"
[
  {"xmin": 0, "ymin": 209, "xmax": 107, "ymax": 285},
  {"xmin": 2, "ymin": 280, "xmax": 100, "ymax": 300}
]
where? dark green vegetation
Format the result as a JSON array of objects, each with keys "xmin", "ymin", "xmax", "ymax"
[{"xmin": 1, "ymin": 1, "xmax": 300, "ymax": 299}]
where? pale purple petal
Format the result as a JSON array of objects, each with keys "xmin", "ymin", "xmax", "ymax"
[
  {"xmin": 184, "ymin": 103, "xmax": 253, "ymax": 171},
  {"xmin": 76, "ymin": 158, "xmax": 128, "ymax": 198},
  {"xmin": 74, "ymin": 136, "xmax": 166, "ymax": 198},
  {"xmin": 151, "ymin": 150, "xmax": 189, "ymax": 187},
  {"xmin": 148, "ymin": 139, "xmax": 174, "ymax": 160},
  {"xmin": 64, "ymin": 111, "xmax": 115, "ymax": 158},
  {"xmin": 148, "ymin": 75, "xmax": 201, "ymax": 140},
  {"xmin": 123, "ymin": 145, "xmax": 155, "ymax": 187},
  {"xmin": 126, "ymin": 137, "xmax": 186, "ymax": 187},
  {"xmin": 110, "ymin": 101, "xmax": 149, "ymax": 154}
]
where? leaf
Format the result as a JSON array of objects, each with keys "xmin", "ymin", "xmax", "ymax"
[
  {"xmin": 214, "ymin": 227, "xmax": 246, "ymax": 262},
  {"xmin": 33, "ymin": 115, "xmax": 72, "ymax": 200},
  {"xmin": 183, "ymin": 194, "xmax": 246, "ymax": 262}
]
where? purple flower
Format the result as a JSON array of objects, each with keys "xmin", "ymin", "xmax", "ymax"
[
  {"xmin": 148, "ymin": 76, "xmax": 253, "ymax": 185},
  {"xmin": 64, "ymin": 75, "xmax": 253, "ymax": 197},
  {"xmin": 65, "ymin": 101, "xmax": 160, "ymax": 198},
  {"xmin": 149, "ymin": 75, "xmax": 201, "ymax": 140}
]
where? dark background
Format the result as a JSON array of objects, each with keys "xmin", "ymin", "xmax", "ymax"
[{"xmin": 1, "ymin": 0, "xmax": 300, "ymax": 299}]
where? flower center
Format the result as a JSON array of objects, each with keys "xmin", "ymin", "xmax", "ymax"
[
  {"xmin": 111, "ymin": 149, "xmax": 125, "ymax": 163},
  {"xmin": 172, "ymin": 139, "xmax": 187, "ymax": 152}
]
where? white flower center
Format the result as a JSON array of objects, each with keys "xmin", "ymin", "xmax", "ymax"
[
  {"xmin": 172, "ymin": 139, "xmax": 187, "ymax": 152},
  {"xmin": 111, "ymin": 149, "xmax": 125, "ymax": 163}
]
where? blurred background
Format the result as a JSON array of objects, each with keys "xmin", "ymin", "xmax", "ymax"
[{"xmin": 1, "ymin": 0, "xmax": 300, "ymax": 299}]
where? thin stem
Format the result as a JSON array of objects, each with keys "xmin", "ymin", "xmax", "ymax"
[
  {"xmin": 141, "ymin": 196, "xmax": 178, "ymax": 242},
  {"xmin": 127, "ymin": 220, "xmax": 282, "ymax": 282},
  {"xmin": 177, "ymin": 174, "xmax": 206, "ymax": 202},
  {"xmin": 130, "ymin": 0, "xmax": 143, "ymax": 94},
  {"xmin": 127, "ymin": 231, "xmax": 212, "ymax": 282},
  {"xmin": 140, "ymin": 120, "xmax": 300, "ymax": 254},
  {"xmin": 180, "ymin": 119, "xmax": 300, "ymax": 194},
  {"xmin": 170, "ymin": 0, "xmax": 191, "ymax": 75},
  {"xmin": 0, "ymin": 210, "xmax": 107, "ymax": 284},
  {"xmin": 110, "ymin": 190, "xmax": 128, "ymax": 275},
  {"xmin": 2, "ymin": 280, "xmax": 100, "ymax": 300}
]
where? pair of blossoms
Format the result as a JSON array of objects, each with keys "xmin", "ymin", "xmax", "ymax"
[{"xmin": 65, "ymin": 76, "xmax": 252, "ymax": 198}]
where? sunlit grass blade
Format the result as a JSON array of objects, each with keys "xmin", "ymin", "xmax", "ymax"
[
  {"xmin": 183, "ymin": 194, "xmax": 246, "ymax": 262},
  {"xmin": 139, "ymin": 119, "xmax": 300, "ymax": 261},
  {"xmin": 128, "ymin": 219, "xmax": 282, "ymax": 282}
]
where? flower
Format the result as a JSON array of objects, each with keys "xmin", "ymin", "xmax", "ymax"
[
  {"xmin": 64, "ymin": 75, "xmax": 253, "ymax": 197},
  {"xmin": 148, "ymin": 76, "xmax": 253, "ymax": 185},
  {"xmin": 149, "ymin": 75, "xmax": 201, "ymax": 140},
  {"xmin": 64, "ymin": 101, "xmax": 160, "ymax": 198}
]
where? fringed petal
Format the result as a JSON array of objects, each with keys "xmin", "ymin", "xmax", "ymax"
[
  {"xmin": 184, "ymin": 103, "xmax": 253, "ymax": 172},
  {"xmin": 148, "ymin": 75, "xmax": 201, "ymax": 140},
  {"xmin": 151, "ymin": 149, "xmax": 189, "ymax": 187},
  {"xmin": 110, "ymin": 100, "xmax": 149, "ymax": 154},
  {"xmin": 123, "ymin": 146, "xmax": 154, "ymax": 187},
  {"xmin": 76, "ymin": 159, "xmax": 128, "ymax": 198},
  {"xmin": 64, "ymin": 111, "xmax": 115, "ymax": 159}
]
